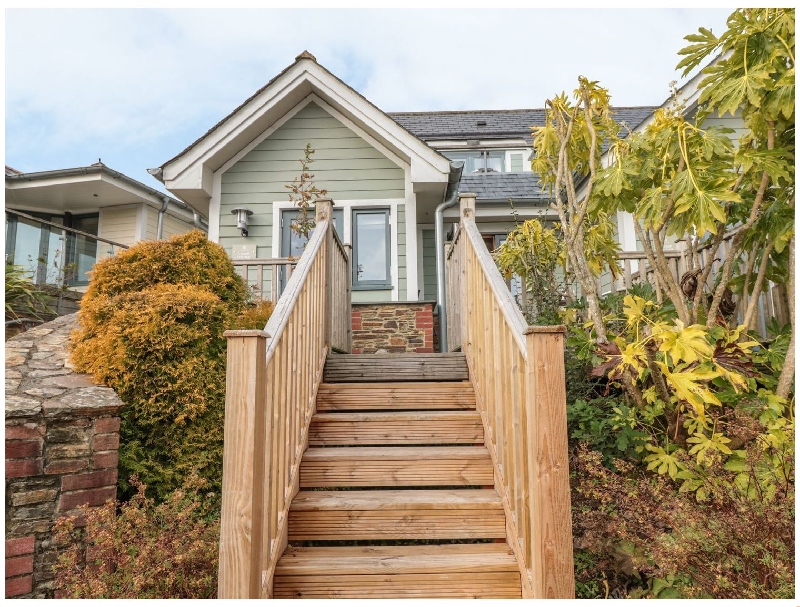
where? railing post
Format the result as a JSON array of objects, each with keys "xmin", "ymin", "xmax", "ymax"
[
  {"xmin": 523, "ymin": 325, "xmax": 574, "ymax": 598},
  {"xmin": 344, "ymin": 243, "xmax": 353, "ymax": 353},
  {"xmin": 219, "ymin": 329, "xmax": 270, "ymax": 599},
  {"xmin": 459, "ymin": 193, "xmax": 476, "ymax": 352},
  {"xmin": 315, "ymin": 198, "xmax": 334, "ymax": 348}
]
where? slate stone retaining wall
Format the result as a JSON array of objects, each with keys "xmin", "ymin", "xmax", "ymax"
[{"xmin": 5, "ymin": 314, "xmax": 124, "ymax": 598}]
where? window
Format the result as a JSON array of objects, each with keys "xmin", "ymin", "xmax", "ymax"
[
  {"xmin": 352, "ymin": 208, "xmax": 391, "ymax": 289},
  {"xmin": 281, "ymin": 209, "xmax": 343, "ymax": 258},
  {"xmin": 481, "ymin": 233, "xmax": 507, "ymax": 252},
  {"xmin": 280, "ymin": 208, "xmax": 344, "ymax": 291},
  {"xmin": 5, "ymin": 211, "xmax": 99, "ymax": 286},
  {"xmin": 441, "ymin": 149, "xmax": 528, "ymax": 173}
]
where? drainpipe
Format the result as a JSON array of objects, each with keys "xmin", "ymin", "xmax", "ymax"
[
  {"xmin": 156, "ymin": 197, "xmax": 170, "ymax": 239},
  {"xmin": 435, "ymin": 161, "xmax": 465, "ymax": 353},
  {"xmin": 191, "ymin": 211, "xmax": 208, "ymax": 231}
]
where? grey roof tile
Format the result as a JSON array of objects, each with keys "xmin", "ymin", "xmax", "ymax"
[
  {"xmin": 458, "ymin": 172, "xmax": 549, "ymax": 202},
  {"xmin": 389, "ymin": 107, "xmax": 657, "ymax": 142}
]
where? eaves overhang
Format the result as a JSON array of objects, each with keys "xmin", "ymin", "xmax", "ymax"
[
  {"xmin": 5, "ymin": 164, "xmax": 203, "ymax": 220},
  {"xmin": 151, "ymin": 51, "xmax": 452, "ymax": 215}
]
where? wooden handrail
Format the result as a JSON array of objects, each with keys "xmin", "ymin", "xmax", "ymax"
[
  {"xmin": 448, "ymin": 192, "xmax": 574, "ymax": 598},
  {"xmin": 218, "ymin": 199, "xmax": 350, "ymax": 599}
]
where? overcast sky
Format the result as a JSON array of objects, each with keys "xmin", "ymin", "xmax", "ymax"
[{"xmin": 5, "ymin": 8, "xmax": 732, "ymax": 193}]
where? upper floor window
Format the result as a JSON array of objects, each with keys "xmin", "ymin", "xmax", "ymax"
[{"xmin": 441, "ymin": 149, "xmax": 528, "ymax": 173}]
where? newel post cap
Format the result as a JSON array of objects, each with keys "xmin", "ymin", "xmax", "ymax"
[
  {"xmin": 315, "ymin": 197, "xmax": 334, "ymax": 222},
  {"xmin": 459, "ymin": 193, "xmax": 476, "ymax": 219}
]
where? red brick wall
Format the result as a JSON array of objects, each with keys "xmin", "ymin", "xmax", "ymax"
[
  {"xmin": 5, "ymin": 414, "xmax": 123, "ymax": 598},
  {"xmin": 351, "ymin": 302, "xmax": 435, "ymax": 354},
  {"xmin": 5, "ymin": 536, "xmax": 35, "ymax": 598}
]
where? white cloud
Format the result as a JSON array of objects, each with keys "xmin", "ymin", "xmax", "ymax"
[{"xmin": 5, "ymin": 8, "xmax": 731, "ymax": 172}]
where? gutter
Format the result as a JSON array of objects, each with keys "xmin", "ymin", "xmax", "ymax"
[{"xmin": 434, "ymin": 160, "xmax": 465, "ymax": 353}]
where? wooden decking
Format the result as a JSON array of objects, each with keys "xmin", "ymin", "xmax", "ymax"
[{"xmin": 273, "ymin": 353, "xmax": 523, "ymax": 599}]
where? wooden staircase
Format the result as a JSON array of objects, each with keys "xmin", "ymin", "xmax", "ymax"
[{"xmin": 272, "ymin": 353, "xmax": 523, "ymax": 599}]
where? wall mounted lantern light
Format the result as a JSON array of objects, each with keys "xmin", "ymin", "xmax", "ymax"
[{"xmin": 231, "ymin": 207, "xmax": 254, "ymax": 236}]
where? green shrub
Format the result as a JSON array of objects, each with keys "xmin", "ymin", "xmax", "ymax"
[
  {"xmin": 5, "ymin": 262, "xmax": 53, "ymax": 321},
  {"xmin": 571, "ymin": 446, "xmax": 794, "ymax": 599},
  {"xmin": 70, "ymin": 231, "xmax": 254, "ymax": 500},
  {"xmin": 53, "ymin": 475, "xmax": 219, "ymax": 599},
  {"xmin": 567, "ymin": 398, "xmax": 646, "ymax": 464}
]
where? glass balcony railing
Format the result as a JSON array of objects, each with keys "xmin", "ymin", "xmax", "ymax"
[{"xmin": 5, "ymin": 209, "xmax": 129, "ymax": 287}]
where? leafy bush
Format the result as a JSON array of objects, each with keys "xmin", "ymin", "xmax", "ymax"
[
  {"xmin": 72, "ymin": 284, "xmax": 229, "ymax": 499},
  {"xmin": 591, "ymin": 293, "xmax": 794, "ymax": 501},
  {"xmin": 228, "ymin": 298, "xmax": 275, "ymax": 331},
  {"xmin": 571, "ymin": 446, "xmax": 794, "ymax": 599},
  {"xmin": 53, "ymin": 475, "xmax": 219, "ymax": 599},
  {"xmin": 70, "ymin": 231, "xmax": 258, "ymax": 500},
  {"xmin": 567, "ymin": 398, "xmax": 646, "ymax": 464},
  {"xmin": 5, "ymin": 262, "xmax": 53, "ymax": 321},
  {"xmin": 494, "ymin": 219, "xmax": 563, "ymax": 324}
]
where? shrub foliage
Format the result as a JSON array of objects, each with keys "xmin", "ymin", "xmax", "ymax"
[
  {"xmin": 70, "ymin": 230, "xmax": 254, "ymax": 500},
  {"xmin": 83, "ymin": 229, "xmax": 249, "ymax": 307},
  {"xmin": 53, "ymin": 476, "xmax": 219, "ymax": 599}
]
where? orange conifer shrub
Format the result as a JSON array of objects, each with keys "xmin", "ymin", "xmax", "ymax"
[{"xmin": 70, "ymin": 231, "xmax": 259, "ymax": 500}]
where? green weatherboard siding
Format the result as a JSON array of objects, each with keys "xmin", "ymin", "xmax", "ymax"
[
  {"xmin": 422, "ymin": 229, "xmax": 437, "ymax": 301},
  {"xmin": 220, "ymin": 102, "xmax": 406, "ymax": 300}
]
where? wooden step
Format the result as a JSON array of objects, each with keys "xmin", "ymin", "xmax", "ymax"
[
  {"xmin": 274, "ymin": 544, "xmax": 522, "ymax": 598},
  {"xmin": 287, "ymin": 489, "xmax": 506, "ymax": 541},
  {"xmin": 316, "ymin": 382, "xmax": 476, "ymax": 411},
  {"xmin": 323, "ymin": 353, "xmax": 469, "ymax": 383},
  {"xmin": 300, "ymin": 446, "xmax": 493, "ymax": 487},
  {"xmin": 308, "ymin": 411, "xmax": 484, "ymax": 446}
]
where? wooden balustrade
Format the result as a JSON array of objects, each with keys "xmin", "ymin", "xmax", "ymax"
[
  {"xmin": 233, "ymin": 258, "xmax": 297, "ymax": 303},
  {"xmin": 448, "ymin": 193, "xmax": 574, "ymax": 598},
  {"xmin": 445, "ymin": 226, "xmax": 463, "ymax": 352},
  {"xmin": 218, "ymin": 199, "xmax": 350, "ymax": 599},
  {"xmin": 608, "ymin": 238, "xmax": 787, "ymax": 336}
]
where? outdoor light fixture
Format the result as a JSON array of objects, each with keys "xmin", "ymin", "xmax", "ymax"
[{"xmin": 231, "ymin": 207, "xmax": 253, "ymax": 236}]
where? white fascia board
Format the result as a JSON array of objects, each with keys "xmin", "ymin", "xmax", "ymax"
[
  {"xmin": 6, "ymin": 172, "xmax": 181, "ymax": 213},
  {"xmin": 5, "ymin": 173, "xmax": 103, "ymax": 191},
  {"xmin": 99, "ymin": 173, "xmax": 167, "ymax": 208},
  {"xmin": 162, "ymin": 60, "xmax": 450, "ymax": 204},
  {"xmin": 300, "ymin": 68, "xmax": 449, "ymax": 182},
  {"xmin": 162, "ymin": 67, "xmax": 311, "ymax": 184},
  {"xmin": 427, "ymin": 139, "xmax": 531, "ymax": 149}
]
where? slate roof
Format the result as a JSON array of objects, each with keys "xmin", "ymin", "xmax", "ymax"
[
  {"xmin": 389, "ymin": 107, "xmax": 657, "ymax": 142},
  {"xmin": 458, "ymin": 172, "xmax": 549, "ymax": 202}
]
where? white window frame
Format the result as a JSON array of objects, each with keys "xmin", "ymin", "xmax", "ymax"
[{"xmin": 272, "ymin": 198, "xmax": 403, "ymax": 301}]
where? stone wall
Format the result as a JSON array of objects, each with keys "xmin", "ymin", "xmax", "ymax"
[
  {"xmin": 5, "ymin": 314, "xmax": 124, "ymax": 599},
  {"xmin": 351, "ymin": 302, "xmax": 435, "ymax": 354}
]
